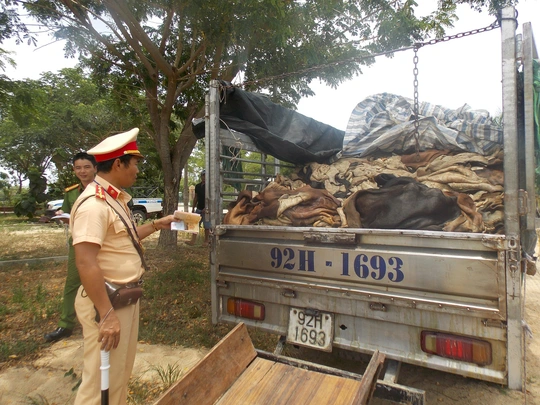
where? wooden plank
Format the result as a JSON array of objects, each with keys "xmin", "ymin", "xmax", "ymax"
[
  {"xmin": 258, "ymin": 350, "xmax": 425, "ymax": 404},
  {"xmin": 352, "ymin": 350, "xmax": 386, "ymax": 405},
  {"xmin": 306, "ymin": 373, "xmax": 357, "ymax": 405},
  {"xmin": 281, "ymin": 367, "xmax": 327, "ymax": 404},
  {"xmin": 216, "ymin": 357, "xmax": 277, "ymax": 404},
  {"xmin": 217, "ymin": 356, "xmax": 370, "ymax": 405},
  {"xmin": 248, "ymin": 361, "xmax": 300, "ymax": 404},
  {"xmin": 219, "ymin": 360, "xmax": 324, "ymax": 405},
  {"xmin": 153, "ymin": 323, "xmax": 256, "ymax": 405},
  {"xmin": 331, "ymin": 376, "xmax": 366, "ymax": 404}
]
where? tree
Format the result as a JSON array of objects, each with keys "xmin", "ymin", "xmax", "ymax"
[
  {"xmin": 0, "ymin": 67, "xmax": 147, "ymax": 209},
  {"xmin": 0, "ymin": 78, "xmax": 57, "ymax": 191},
  {"xmin": 2, "ymin": 0, "xmax": 515, "ymax": 245},
  {"xmin": 13, "ymin": 167, "xmax": 46, "ymax": 217},
  {"xmin": 0, "ymin": 171, "xmax": 12, "ymax": 203}
]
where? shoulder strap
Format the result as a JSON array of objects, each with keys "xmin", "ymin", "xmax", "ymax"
[
  {"xmin": 65, "ymin": 184, "xmax": 79, "ymax": 192},
  {"xmin": 72, "ymin": 195, "xmax": 93, "ymax": 213},
  {"xmin": 103, "ymin": 199, "xmax": 149, "ymax": 272}
]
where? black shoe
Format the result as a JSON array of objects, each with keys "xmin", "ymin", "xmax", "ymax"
[{"xmin": 44, "ymin": 327, "xmax": 73, "ymax": 342}]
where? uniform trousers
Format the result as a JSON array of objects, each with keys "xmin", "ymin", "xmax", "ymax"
[
  {"xmin": 74, "ymin": 286, "xmax": 139, "ymax": 405},
  {"xmin": 58, "ymin": 240, "xmax": 80, "ymax": 330}
]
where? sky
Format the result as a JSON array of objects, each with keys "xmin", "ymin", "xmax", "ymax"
[
  {"xmin": 2, "ymin": 1, "xmax": 540, "ymax": 132},
  {"xmin": 297, "ymin": 0, "xmax": 540, "ymax": 130}
]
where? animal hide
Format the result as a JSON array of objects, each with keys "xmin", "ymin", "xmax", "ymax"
[
  {"xmin": 223, "ymin": 182, "xmax": 342, "ymax": 227},
  {"xmin": 344, "ymin": 175, "xmax": 462, "ymax": 230}
]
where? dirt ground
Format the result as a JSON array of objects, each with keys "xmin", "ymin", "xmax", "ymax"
[
  {"xmin": 0, "ymin": 274, "xmax": 538, "ymax": 404},
  {"xmin": 0, "ymin": 337, "xmax": 208, "ymax": 404}
]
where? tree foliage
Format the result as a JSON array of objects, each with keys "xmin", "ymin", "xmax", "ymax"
[
  {"xmin": 0, "ymin": 171, "xmax": 12, "ymax": 203},
  {"xmin": 0, "ymin": 0, "xmax": 516, "ymax": 244},
  {"xmin": 12, "ymin": 167, "xmax": 47, "ymax": 217},
  {"xmin": 0, "ymin": 68, "xmax": 109, "ymax": 173},
  {"xmin": 0, "ymin": 67, "xmax": 149, "ymax": 211}
]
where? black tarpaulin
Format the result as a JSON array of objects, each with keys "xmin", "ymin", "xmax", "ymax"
[{"xmin": 193, "ymin": 82, "xmax": 344, "ymax": 164}]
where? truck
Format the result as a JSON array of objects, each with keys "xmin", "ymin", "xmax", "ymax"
[
  {"xmin": 204, "ymin": 7, "xmax": 537, "ymax": 392},
  {"xmin": 130, "ymin": 197, "xmax": 163, "ymax": 222},
  {"xmin": 125, "ymin": 186, "xmax": 165, "ymax": 222}
]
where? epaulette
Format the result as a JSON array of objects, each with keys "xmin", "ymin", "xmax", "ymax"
[
  {"xmin": 64, "ymin": 184, "xmax": 79, "ymax": 193},
  {"xmin": 95, "ymin": 185, "xmax": 107, "ymax": 200}
]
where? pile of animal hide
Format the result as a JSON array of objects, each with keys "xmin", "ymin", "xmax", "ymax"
[
  {"xmin": 303, "ymin": 149, "xmax": 503, "ymax": 233},
  {"xmin": 223, "ymin": 179, "xmax": 343, "ymax": 227},
  {"xmin": 224, "ymin": 149, "xmax": 504, "ymax": 234},
  {"xmin": 222, "ymin": 92, "xmax": 506, "ymax": 233}
]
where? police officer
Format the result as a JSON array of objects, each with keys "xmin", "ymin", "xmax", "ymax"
[
  {"xmin": 44, "ymin": 152, "xmax": 97, "ymax": 342},
  {"xmin": 70, "ymin": 128, "xmax": 176, "ymax": 405}
]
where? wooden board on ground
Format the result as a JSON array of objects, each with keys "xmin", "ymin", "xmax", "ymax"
[{"xmin": 153, "ymin": 322, "xmax": 385, "ymax": 405}]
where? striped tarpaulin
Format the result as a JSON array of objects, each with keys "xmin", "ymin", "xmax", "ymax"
[{"xmin": 340, "ymin": 93, "xmax": 503, "ymax": 159}]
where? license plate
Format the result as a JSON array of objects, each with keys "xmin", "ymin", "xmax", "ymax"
[{"xmin": 287, "ymin": 307, "xmax": 334, "ymax": 352}]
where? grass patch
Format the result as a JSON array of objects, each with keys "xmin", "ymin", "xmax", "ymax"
[
  {"xmin": 149, "ymin": 361, "xmax": 184, "ymax": 390},
  {"xmin": 11, "ymin": 285, "xmax": 25, "ymax": 304},
  {"xmin": 0, "ymin": 256, "xmax": 68, "ymax": 365},
  {"xmin": 0, "ymin": 226, "xmax": 68, "ymax": 260},
  {"xmin": 0, "ymin": 339, "xmax": 40, "ymax": 361},
  {"xmin": 0, "ymin": 213, "xmax": 39, "ymax": 227},
  {"xmin": 138, "ymin": 248, "xmax": 231, "ymax": 348},
  {"xmin": 127, "ymin": 362, "xmax": 188, "ymax": 404},
  {"xmin": 0, "ymin": 224, "xmax": 275, "ymax": 369},
  {"xmin": 127, "ymin": 376, "xmax": 163, "ymax": 405},
  {"xmin": 0, "ymin": 302, "xmax": 8, "ymax": 317}
]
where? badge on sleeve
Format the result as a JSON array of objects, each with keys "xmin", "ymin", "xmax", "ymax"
[{"xmin": 107, "ymin": 186, "xmax": 119, "ymax": 200}]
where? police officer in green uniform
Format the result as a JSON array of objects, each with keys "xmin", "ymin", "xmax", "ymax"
[{"xmin": 44, "ymin": 152, "xmax": 97, "ymax": 342}]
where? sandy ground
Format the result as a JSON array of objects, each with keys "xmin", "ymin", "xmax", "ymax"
[
  {"xmin": 0, "ymin": 339, "xmax": 208, "ymax": 405},
  {"xmin": 0, "ymin": 277, "xmax": 538, "ymax": 405}
]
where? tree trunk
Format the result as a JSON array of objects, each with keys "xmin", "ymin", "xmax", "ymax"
[
  {"xmin": 156, "ymin": 118, "xmax": 199, "ymax": 248},
  {"xmin": 182, "ymin": 164, "xmax": 190, "ymax": 212},
  {"xmin": 157, "ymin": 124, "xmax": 180, "ymax": 248}
]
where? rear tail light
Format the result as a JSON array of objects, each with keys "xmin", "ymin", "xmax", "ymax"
[
  {"xmin": 421, "ymin": 331, "xmax": 492, "ymax": 366},
  {"xmin": 227, "ymin": 298, "xmax": 265, "ymax": 321}
]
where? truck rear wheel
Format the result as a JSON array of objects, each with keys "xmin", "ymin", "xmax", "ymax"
[{"xmin": 132, "ymin": 209, "xmax": 146, "ymax": 223}]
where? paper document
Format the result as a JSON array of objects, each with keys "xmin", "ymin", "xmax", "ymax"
[
  {"xmin": 171, "ymin": 221, "xmax": 186, "ymax": 231},
  {"xmin": 170, "ymin": 211, "xmax": 200, "ymax": 234}
]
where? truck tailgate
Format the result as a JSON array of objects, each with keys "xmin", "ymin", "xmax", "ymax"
[
  {"xmin": 216, "ymin": 226, "xmax": 505, "ymax": 317},
  {"xmin": 212, "ymin": 226, "xmax": 508, "ymax": 383}
]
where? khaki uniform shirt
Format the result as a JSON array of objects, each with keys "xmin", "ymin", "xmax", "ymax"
[{"xmin": 70, "ymin": 175, "xmax": 144, "ymax": 284}]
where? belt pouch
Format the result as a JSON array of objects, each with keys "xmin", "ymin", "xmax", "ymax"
[{"xmin": 105, "ymin": 280, "xmax": 143, "ymax": 310}]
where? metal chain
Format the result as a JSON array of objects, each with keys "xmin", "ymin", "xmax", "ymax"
[
  {"xmin": 418, "ymin": 19, "xmax": 500, "ymax": 47},
  {"xmin": 413, "ymin": 44, "xmax": 420, "ymax": 157},
  {"xmin": 237, "ymin": 47, "xmax": 415, "ymax": 89},
  {"xmin": 233, "ymin": 19, "xmax": 501, "ymax": 90},
  {"xmin": 408, "ymin": 19, "xmax": 500, "ymax": 157}
]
